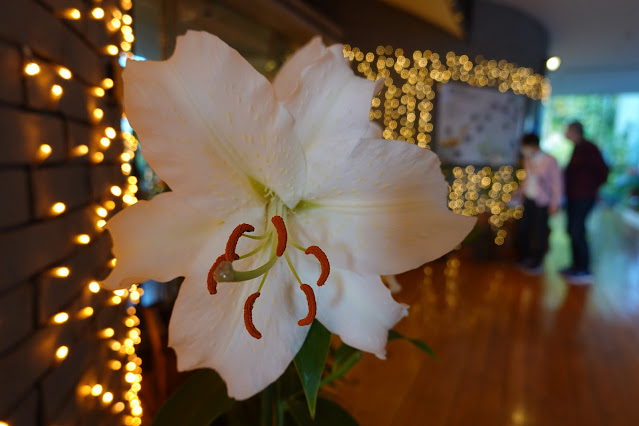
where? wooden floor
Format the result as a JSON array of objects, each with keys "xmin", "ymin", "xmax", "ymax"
[{"xmin": 331, "ymin": 208, "xmax": 639, "ymax": 426}]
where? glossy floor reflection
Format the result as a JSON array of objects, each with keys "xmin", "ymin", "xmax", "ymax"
[{"xmin": 331, "ymin": 207, "xmax": 639, "ymax": 426}]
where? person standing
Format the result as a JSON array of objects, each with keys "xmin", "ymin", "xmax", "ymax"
[
  {"xmin": 562, "ymin": 121, "xmax": 609, "ymax": 282},
  {"xmin": 517, "ymin": 133, "xmax": 563, "ymax": 274}
]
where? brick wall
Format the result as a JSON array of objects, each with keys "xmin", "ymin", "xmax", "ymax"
[{"xmin": 0, "ymin": 1, "xmax": 132, "ymax": 424}]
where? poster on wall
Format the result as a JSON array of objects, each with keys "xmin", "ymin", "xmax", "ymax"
[{"xmin": 435, "ymin": 82, "xmax": 526, "ymax": 165}]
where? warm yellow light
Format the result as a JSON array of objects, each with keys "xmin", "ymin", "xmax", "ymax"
[
  {"xmin": 109, "ymin": 359, "xmax": 122, "ymax": 370},
  {"xmin": 91, "ymin": 384, "xmax": 103, "ymax": 396},
  {"xmin": 121, "ymin": 152, "xmax": 131, "ymax": 162},
  {"xmin": 125, "ymin": 372, "xmax": 136, "ymax": 383},
  {"xmin": 53, "ymin": 312, "xmax": 69, "ymax": 324},
  {"xmin": 110, "ymin": 340, "xmax": 122, "ymax": 351},
  {"xmin": 93, "ymin": 108, "xmax": 104, "ymax": 120},
  {"xmin": 53, "ymin": 267, "xmax": 70, "ymax": 277},
  {"xmin": 111, "ymin": 295, "xmax": 122, "ymax": 305},
  {"xmin": 97, "ymin": 219, "xmax": 107, "ymax": 228},
  {"xmin": 75, "ymin": 234, "xmax": 90, "ymax": 244},
  {"xmin": 122, "ymin": 14, "xmax": 133, "ymax": 25},
  {"xmin": 110, "ymin": 258, "xmax": 117, "ymax": 267},
  {"xmin": 102, "ymin": 78, "xmax": 114, "ymax": 89},
  {"xmin": 105, "ymin": 200, "xmax": 116, "ymax": 210},
  {"xmin": 51, "ymin": 84, "xmax": 63, "ymax": 98},
  {"xmin": 109, "ymin": 186, "xmax": 122, "ymax": 197},
  {"xmin": 99, "ymin": 328, "xmax": 115, "ymax": 338},
  {"xmin": 58, "ymin": 67, "xmax": 72, "ymax": 80},
  {"xmin": 91, "ymin": 7, "xmax": 105, "ymax": 19},
  {"xmin": 121, "ymin": 163, "xmax": 132, "ymax": 174},
  {"xmin": 131, "ymin": 406, "xmax": 143, "ymax": 416},
  {"xmin": 51, "ymin": 202, "xmax": 66, "ymax": 215},
  {"xmin": 114, "ymin": 289, "xmax": 127, "ymax": 297},
  {"xmin": 106, "ymin": 45, "xmax": 119, "ymax": 56},
  {"xmin": 120, "ymin": 41, "xmax": 132, "ymax": 52},
  {"xmin": 121, "ymin": 25, "xmax": 133, "ymax": 35},
  {"xmin": 89, "ymin": 281, "xmax": 101, "ymax": 293},
  {"xmin": 123, "ymin": 33, "xmax": 135, "ymax": 43},
  {"xmin": 38, "ymin": 144, "xmax": 52, "ymax": 160},
  {"xmin": 72, "ymin": 144, "xmax": 89, "ymax": 156},
  {"xmin": 102, "ymin": 392, "xmax": 114, "ymax": 404},
  {"xmin": 130, "ymin": 291, "xmax": 140, "ymax": 302},
  {"xmin": 110, "ymin": 18, "xmax": 122, "ymax": 29},
  {"xmin": 128, "ymin": 176, "xmax": 138, "ymax": 184},
  {"xmin": 78, "ymin": 307, "xmax": 93, "ymax": 319},
  {"xmin": 100, "ymin": 137, "xmax": 111, "ymax": 148},
  {"xmin": 113, "ymin": 402, "xmax": 126, "ymax": 414},
  {"xmin": 546, "ymin": 56, "xmax": 561, "ymax": 71},
  {"xmin": 126, "ymin": 361, "xmax": 136, "ymax": 371},
  {"xmin": 105, "ymin": 127, "xmax": 117, "ymax": 139},
  {"xmin": 96, "ymin": 207, "xmax": 108, "ymax": 218},
  {"xmin": 56, "ymin": 346, "xmax": 69, "ymax": 360},
  {"xmin": 25, "ymin": 62, "xmax": 40, "ymax": 75},
  {"xmin": 64, "ymin": 8, "xmax": 81, "ymax": 20},
  {"xmin": 93, "ymin": 87, "xmax": 106, "ymax": 97},
  {"xmin": 91, "ymin": 152, "xmax": 104, "ymax": 164}
]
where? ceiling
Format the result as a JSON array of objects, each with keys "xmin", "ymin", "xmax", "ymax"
[
  {"xmin": 487, "ymin": 0, "xmax": 639, "ymax": 94},
  {"xmin": 378, "ymin": 0, "xmax": 465, "ymax": 38}
]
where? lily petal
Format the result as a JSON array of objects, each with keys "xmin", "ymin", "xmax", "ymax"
[
  {"xmin": 292, "ymin": 138, "xmax": 476, "ymax": 275},
  {"xmin": 272, "ymin": 36, "xmax": 325, "ymax": 100},
  {"xmin": 101, "ymin": 191, "xmax": 263, "ymax": 290},
  {"xmin": 283, "ymin": 44, "xmax": 383, "ymax": 155},
  {"xmin": 169, "ymin": 256, "xmax": 309, "ymax": 400},
  {"xmin": 123, "ymin": 30, "xmax": 306, "ymax": 208},
  {"xmin": 294, "ymin": 253, "xmax": 407, "ymax": 358}
]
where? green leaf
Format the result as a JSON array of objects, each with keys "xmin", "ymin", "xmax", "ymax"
[
  {"xmin": 388, "ymin": 329, "xmax": 437, "ymax": 360},
  {"xmin": 332, "ymin": 343, "xmax": 360, "ymax": 373},
  {"xmin": 152, "ymin": 368, "xmax": 234, "ymax": 426},
  {"xmin": 293, "ymin": 320, "xmax": 331, "ymax": 419},
  {"xmin": 287, "ymin": 397, "xmax": 359, "ymax": 426}
]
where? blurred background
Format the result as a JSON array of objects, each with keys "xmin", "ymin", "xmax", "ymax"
[{"xmin": 0, "ymin": 0, "xmax": 637, "ymax": 425}]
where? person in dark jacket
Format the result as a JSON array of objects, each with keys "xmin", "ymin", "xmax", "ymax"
[{"xmin": 562, "ymin": 121, "xmax": 609, "ymax": 283}]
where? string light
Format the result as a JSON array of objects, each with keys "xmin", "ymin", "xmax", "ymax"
[
  {"xmin": 52, "ymin": 266, "xmax": 70, "ymax": 277},
  {"xmin": 99, "ymin": 328, "xmax": 115, "ymax": 339},
  {"xmin": 57, "ymin": 67, "xmax": 72, "ymax": 79},
  {"xmin": 102, "ymin": 392, "xmax": 114, "ymax": 404},
  {"xmin": 96, "ymin": 207, "xmax": 108, "ymax": 218},
  {"xmin": 50, "ymin": 202, "xmax": 66, "ymax": 215},
  {"xmin": 56, "ymin": 346, "xmax": 69, "ymax": 360},
  {"xmin": 105, "ymin": 200, "xmax": 116, "ymax": 210},
  {"xmin": 122, "ymin": 14, "xmax": 133, "ymax": 25},
  {"xmin": 51, "ymin": 84, "xmax": 63, "ymax": 98},
  {"xmin": 24, "ymin": 62, "xmax": 40, "ymax": 75},
  {"xmin": 72, "ymin": 144, "xmax": 89, "ymax": 156},
  {"xmin": 102, "ymin": 78, "xmax": 114, "ymax": 89},
  {"xmin": 105, "ymin": 127, "xmax": 117, "ymax": 139},
  {"xmin": 88, "ymin": 281, "xmax": 101, "ymax": 293},
  {"xmin": 93, "ymin": 108, "xmax": 104, "ymax": 121},
  {"xmin": 92, "ymin": 152, "xmax": 105, "ymax": 164},
  {"xmin": 38, "ymin": 144, "xmax": 52, "ymax": 161},
  {"xmin": 63, "ymin": 8, "xmax": 81, "ymax": 20},
  {"xmin": 75, "ymin": 234, "xmax": 91, "ymax": 244},
  {"xmin": 91, "ymin": 384, "xmax": 103, "ymax": 396},
  {"xmin": 109, "ymin": 360, "xmax": 122, "ymax": 370},
  {"xmin": 91, "ymin": 8, "xmax": 105, "ymax": 19},
  {"xmin": 100, "ymin": 137, "xmax": 111, "ymax": 148},
  {"xmin": 78, "ymin": 307, "xmax": 94, "ymax": 319},
  {"xmin": 97, "ymin": 219, "xmax": 107, "ymax": 228},
  {"xmin": 93, "ymin": 87, "xmax": 106, "ymax": 97},
  {"xmin": 53, "ymin": 312, "xmax": 69, "ymax": 324},
  {"xmin": 111, "ymin": 186, "xmax": 122, "ymax": 196},
  {"xmin": 105, "ymin": 45, "xmax": 119, "ymax": 56}
]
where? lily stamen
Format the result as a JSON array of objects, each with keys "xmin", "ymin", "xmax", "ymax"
[
  {"xmin": 207, "ymin": 254, "xmax": 227, "ymax": 295},
  {"xmin": 304, "ymin": 246, "xmax": 330, "ymax": 286},
  {"xmin": 208, "ymin": 214, "xmax": 330, "ymax": 338},
  {"xmin": 271, "ymin": 216, "xmax": 287, "ymax": 257},
  {"xmin": 297, "ymin": 284, "xmax": 316, "ymax": 326},
  {"xmin": 226, "ymin": 223, "xmax": 255, "ymax": 261},
  {"xmin": 244, "ymin": 292, "xmax": 262, "ymax": 339}
]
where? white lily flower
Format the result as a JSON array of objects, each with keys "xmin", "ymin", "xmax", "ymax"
[{"xmin": 101, "ymin": 31, "xmax": 475, "ymax": 400}]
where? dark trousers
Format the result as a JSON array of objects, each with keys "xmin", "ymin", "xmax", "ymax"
[
  {"xmin": 566, "ymin": 197, "xmax": 595, "ymax": 272},
  {"xmin": 517, "ymin": 197, "xmax": 549, "ymax": 266}
]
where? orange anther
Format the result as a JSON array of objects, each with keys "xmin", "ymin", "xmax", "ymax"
[
  {"xmin": 305, "ymin": 246, "xmax": 330, "ymax": 286},
  {"xmin": 298, "ymin": 284, "xmax": 316, "ymax": 326},
  {"xmin": 225, "ymin": 223, "xmax": 255, "ymax": 261},
  {"xmin": 244, "ymin": 292, "xmax": 262, "ymax": 339},
  {"xmin": 207, "ymin": 254, "xmax": 227, "ymax": 295},
  {"xmin": 271, "ymin": 216, "xmax": 287, "ymax": 257}
]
